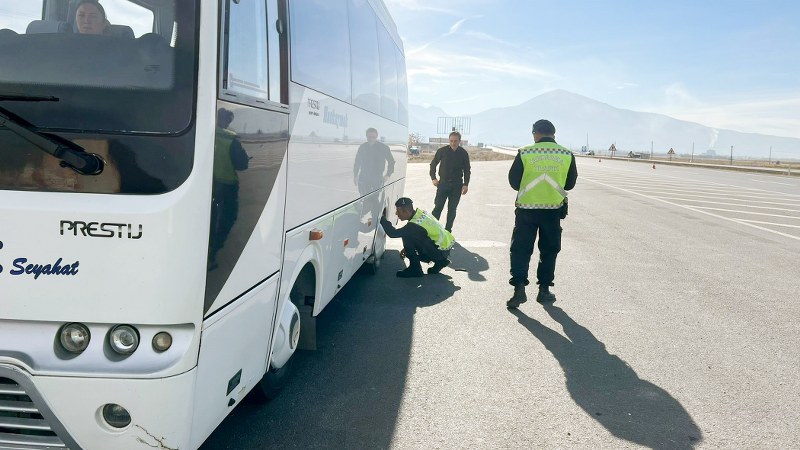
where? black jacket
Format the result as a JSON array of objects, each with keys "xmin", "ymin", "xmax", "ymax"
[
  {"xmin": 380, "ymin": 217, "xmax": 428, "ymax": 241},
  {"xmin": 430, "ymin": 146, "xmax": 471, "ymax": 185}
]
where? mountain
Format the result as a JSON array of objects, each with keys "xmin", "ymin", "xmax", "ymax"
[
  {"xmin": 409, "ymin": 90, "xmax": 800, "ymax": 159},
  {"xmin": 408, "ymin": 104, "xmax": 449, "ymax": 139}
]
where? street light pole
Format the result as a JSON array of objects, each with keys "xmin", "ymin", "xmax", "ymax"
[
  {"xmin": 769, "ymin": 146, "xmax": 772, "ymax": 164},
  {"xmin": 691, "ymin": 142, "xmax": 694, "ymax": 162},
  {"xmin": 730, "ymin": 145, "xmax": 733, "ymax": 165},
  {"xmin": 650, "ymin": 140, "xmax": 653, "ymax": 159}
]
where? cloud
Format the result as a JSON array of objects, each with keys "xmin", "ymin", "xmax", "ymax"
[
  {"xmin": 645, "ymin": 90, "xmax": 800, "ymax": 138},
  {"xmin": 384, "ymin": 0, "xmax": 460, "ymax": 14}
]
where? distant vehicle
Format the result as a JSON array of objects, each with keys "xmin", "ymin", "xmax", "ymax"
[
  {"xmin": 585, "ymin": 150, "xmax": 595, "ymax": 156},
  {"xmin": 628, "ymin": 151, "xmax": 642, "ymax": 158},
  {"xmin": 409, "ymin": 145, "xmax": 420, "ymax": 155}
]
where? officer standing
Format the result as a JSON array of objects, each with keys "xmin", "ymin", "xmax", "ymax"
[
  {"xmin": 380, "ymin": 197, "xmax": 454, "ymax": 278},
  {"xmin": 506, "ymin": 119, "xmax": 577, "ymax": 307}
]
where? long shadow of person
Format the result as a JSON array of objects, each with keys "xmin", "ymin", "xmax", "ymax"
[
  {"xmin": 510, "ymin": 305, "xmax": 703, "ymax": 449},
  {"xmin": 201, "ymin": 249, "xmax": 460, "ymax": 449},
  {"xmin": 448, "ymin": 242, "xmax": 489, "ymax": 282},
  {"xmin": 381, "ymin": 249, "xmax": 461, "ymax": 308}
]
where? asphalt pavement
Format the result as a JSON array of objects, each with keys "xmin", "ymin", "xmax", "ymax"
[{"xmin": 202, "ymin": 158, "xmax": 800, "ymax": 449}]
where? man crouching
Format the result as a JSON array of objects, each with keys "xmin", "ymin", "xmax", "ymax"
[{"xmin": 379, "ymin": 197, "xmax": 454, "ymax": 278}]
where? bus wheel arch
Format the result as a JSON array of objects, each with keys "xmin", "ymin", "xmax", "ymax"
[{"xmin": 255, "ymin": 260, "xmax": 319, "ymax": 401}]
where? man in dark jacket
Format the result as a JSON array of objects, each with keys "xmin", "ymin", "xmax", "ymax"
[{"xmin": 430, "ymin": 131, "xmax": 471, "ymax": 232}]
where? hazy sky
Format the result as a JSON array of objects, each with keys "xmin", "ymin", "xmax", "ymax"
[{"xmin": 384, "ymin": 0, "xmax": 800, "ymax": 138}]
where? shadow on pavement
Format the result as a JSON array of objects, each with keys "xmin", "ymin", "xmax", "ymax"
[
  {"xmin": 510, "ymin": 305, "xmax": 703, "ymax": 449},
  {"xmin": 449, "ymin": 241, "xmax": 489, "ymax": 282},
  {"xmin": 201, "ymin": 250, "xmax": 460, "ymax": 449}
]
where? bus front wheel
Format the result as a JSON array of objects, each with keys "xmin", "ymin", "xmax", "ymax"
[{"xmin": 256, "ymin": 358, "xmax": 294, "ymax": 401}]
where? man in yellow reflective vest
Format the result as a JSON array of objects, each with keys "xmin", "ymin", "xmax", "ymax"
[
  {"xmin": 507, "ymin": 119, "xmax": 577, "ymax": 307},
  {"xmin": 380, "ymin": 197, "xmax": 455, "ymax": 278}
]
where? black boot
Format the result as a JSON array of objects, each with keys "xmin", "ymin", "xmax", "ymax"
[
  {"xmin": 506, "ymin": 285, "xmax": 527, "ymax": 308},
  {"xmin": 536, "ymin": 286, "xmax": 557, "ymax": 303},
  {"xmin": 396, "ymin": 262, "xmax": 424, "ymax": 278},
  {"xmin": 427, "ymin": 259, "xmax": 450, "ymax": 274}
]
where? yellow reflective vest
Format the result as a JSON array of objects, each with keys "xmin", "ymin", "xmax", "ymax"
[
  {"xmin": 410, "ymin": 208, "xmax": 455, "ymax": 251},
  {"xmin": 515, "ymin": 142, "xmax": 572, "ymax": 209},
  {"xmin": 214, "ymin": 127, "xmax": 239, "ymax": 184}
]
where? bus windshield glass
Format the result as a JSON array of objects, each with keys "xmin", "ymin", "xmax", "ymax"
[
  {"xmin": 0, "ymin": 0, "xmax": 196, "ymax": 134},
  {"xmin": 0, "ymin": 0, "xmax": 198, "ymax": 194}
]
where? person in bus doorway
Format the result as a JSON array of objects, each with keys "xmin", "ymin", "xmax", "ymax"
[
  {"xmin": 380, "ymin": 197, "xmax": 454, "ymax": 278},
  {"xmin": 430, "ymin": 131, "xmax": 470, "ymax": 232},
  {"xmin": 506, "ymin": 119, "xmax": 577, "ymax": 308},
  {"xmin": 208, "ymin": 108, "xmax": 250, "ymax": 270},
  {"xmin": 353, "ymin": 127, "xmax": 395, "ymax": 195},
  {"xmin": 74, "ymin": 1, "xmax": 108, "ymax": 35}
]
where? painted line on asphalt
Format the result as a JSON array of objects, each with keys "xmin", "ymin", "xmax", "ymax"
[
  {"xmin": 582, "ymin": 177, "xmax": 800, "ymax": 242},
  {"xmin": 690, "ymin": 206, "xmax": 800, "ymax": 220},
  {"xmin": 736, "ymin": 219, "xmax": 800, "ymax": 229},
  {"xmin": 650, "ymin": 197, "xmax": 800, "ymax": 213}
]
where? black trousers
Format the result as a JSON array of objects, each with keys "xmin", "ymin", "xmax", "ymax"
[
  {"xmin": 209, "ymin": 181, "xmax": 239, "ymax": 260},
  {"xmin": 509, "ymin": 208, "xmax": 562, "ymax": 287},
  {"xmin": 402, "ymin": 234, "xmax": 449, "ymax": 268},
  {"xmin": 431, "ymin": 181, "xmax": 462, "ymax": 231}
]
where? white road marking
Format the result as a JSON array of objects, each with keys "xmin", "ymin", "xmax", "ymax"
[
  {"xmin": 649, "ymin": 196, "xmax": 800, "ymax": 213},
  {"xmin": 582, "ymin": 178, "xmax": 800, "ymax": 242},
  {"xmin": 690, "ymin": 206, "xmax": 800, "ymax": 220},
  {"xmin": 750, "ymin": 179, "xmax": 797, "ymax": 186},
  {"xmin": 736, "ymin": 219, "xmax": 800, "ymax": 229}
]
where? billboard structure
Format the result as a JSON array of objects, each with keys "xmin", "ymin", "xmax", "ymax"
[{"xmin": 437, "ymin": 116, "xmax": 471, "ymax": 135}]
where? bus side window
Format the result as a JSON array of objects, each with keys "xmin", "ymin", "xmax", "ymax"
[{"xmin": 222, "ymin": 0, "xmax": 271, "ymax": 103}]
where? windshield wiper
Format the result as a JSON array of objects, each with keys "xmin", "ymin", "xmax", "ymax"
[
  {"xmin": 0, "ymin": 94, "xmax": 59, "ymax": 102},
  {"xmin": 0, "ymin": 105, "xmax": 104, "ymax": 176}
]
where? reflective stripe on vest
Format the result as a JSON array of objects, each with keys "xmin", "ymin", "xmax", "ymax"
[
  {"xmin": 515, "ymin": 142, "xmax": 572, "ymax": 209},
  {"xmin": 214, "ymin": 128, "xmax": 238, "ymax": 184},
  {"xmin": 411, "ymin": 208, "xmax": 455, "ymax": 251}
]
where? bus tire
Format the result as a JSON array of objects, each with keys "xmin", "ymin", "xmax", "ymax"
[
  {"xmin": 255, "ymin": 357, "xmax": 294, "ymax": 401},
  {"xmin": 365, "ymin": 252, "xmax": 381, "ymax": 275}
]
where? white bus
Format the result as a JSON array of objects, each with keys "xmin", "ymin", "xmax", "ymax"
[{"xmin": 0, "ymin": 0, "xmax": 408, "ymax": 448}]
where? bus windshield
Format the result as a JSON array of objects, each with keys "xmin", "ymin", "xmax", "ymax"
[{"xmin": 0, "ymin": 0, "xmax": 198, "ymax": 194}]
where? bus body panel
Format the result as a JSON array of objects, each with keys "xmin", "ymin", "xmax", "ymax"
[
  {"xmin": 0, "ymin": 177, "xmax": 210, "ymax": 326},
  {"xmin": 190, "ymin": 277, "xmax": 279, "ymax": 449},
  {"xmin": 32, "ymin": 368, "xmax": 198, "ymax": 450},
  {"xmin": 284, "ymin": 83, "xmax": 408, "ymax": 231}
]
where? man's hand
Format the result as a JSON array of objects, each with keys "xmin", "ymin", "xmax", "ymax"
[
  {"xmin": 461, "ymin": 185, "xmax": 469, "ymax": 195},
  {"xmin": 400, "ymin": 249, "xmax": 406, "ymax": 259},
  {"xmin": 432, "ymin": 179, "xmax": 439, "ymax": 187}
]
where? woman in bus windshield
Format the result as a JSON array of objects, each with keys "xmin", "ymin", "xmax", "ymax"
[{"xmin": 75, "ymin": 1, "xmax": 108, "ymax": 35}]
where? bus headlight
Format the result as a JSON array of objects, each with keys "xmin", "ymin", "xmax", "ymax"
[
  {"xmin": 102, "ymin": 403, "xmax": 131, "ymax": 428},
  {"xmin": 59, "ymin": 323, "xmax": 91, "ymax": 354},
  {"xmin": 108, "ymin": 325, "xmax": 139, "ymax": 355},
  {"xmin": 152, "ymin": 332, "xmax": 173, "ymax": 352}
]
